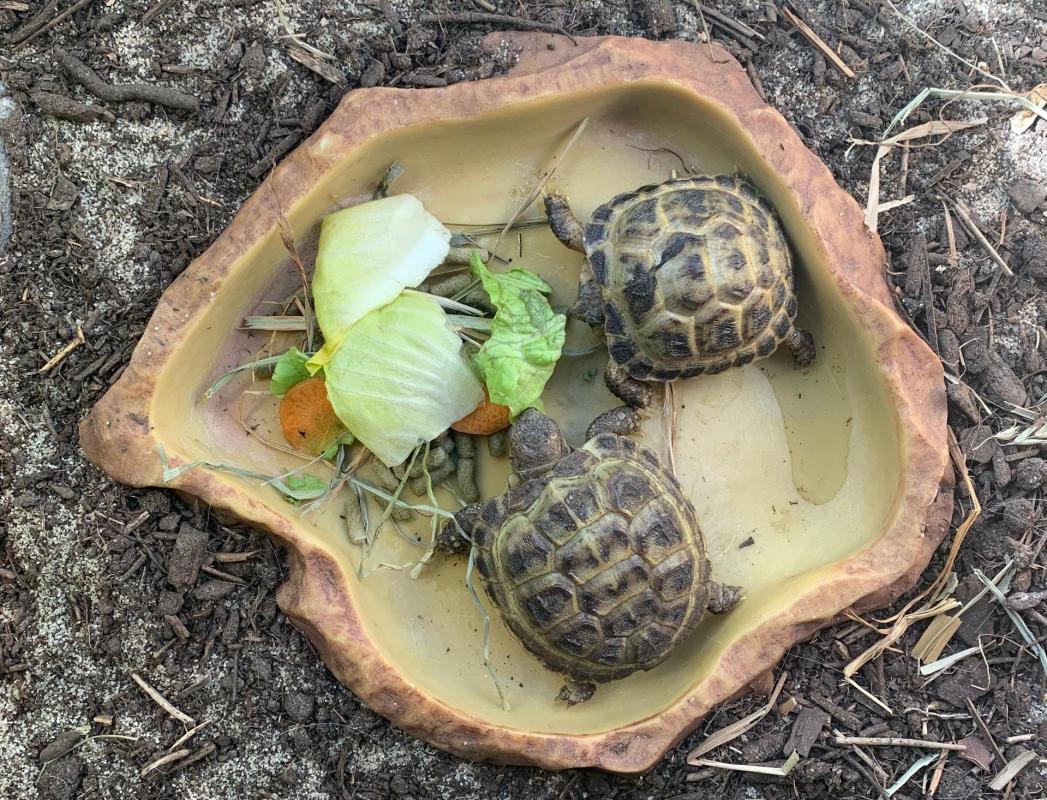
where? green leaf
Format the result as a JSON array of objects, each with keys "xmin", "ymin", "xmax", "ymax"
[
  {"xmin": 470, "ymin": 253, "xmax": 566, "ymax": 418},
  {"xmin": 270, "ymin": 347, "xmax": 312, "ymax": 396},
  {"xmin": 282, "ymin": 474, "xmax": 330, "ymax": 503},
  {"xmin": 325, "ymin": 292, "xmax": 484, "ymax": 467}
]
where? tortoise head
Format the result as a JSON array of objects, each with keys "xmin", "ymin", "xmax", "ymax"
[{"xmin": 510, "ymin": 408, "xmax": 568, "ymax": 480}]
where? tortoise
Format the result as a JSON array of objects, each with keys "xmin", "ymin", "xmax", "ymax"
[
  {"xmin": 436, "ymin": 407, "xmax": 740, "ymax": 704},
  {"xmin": 544, "ymin": 174, "xmax": 816, "ymax": 408}
]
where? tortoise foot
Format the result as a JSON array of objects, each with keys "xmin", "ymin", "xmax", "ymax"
[
  {"xmin": 706, "ymin": 582, "xmax": 742, "ymax": 614},
  {"xmin": 585, "ymin": 405, "xmax": 641, "ymax": 440},
  {"xmin": 544, "ymin": 193, "xmax": 585, "ymax": 253},
  {"xmin": 557, "ymin": 680, "xmax": 596, "ymax": 706},
  {"xmin": 787, "ymin": 327, "xmax": 816, "ymax": 369},
  {"xmin": 605, "ymin": 363, "xmax": 652, "ymax": 409}
]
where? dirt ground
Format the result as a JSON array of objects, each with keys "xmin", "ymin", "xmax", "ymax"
[{"xmin": 2, "ymin": 0, "xmax": 1046, "ymax": 798}]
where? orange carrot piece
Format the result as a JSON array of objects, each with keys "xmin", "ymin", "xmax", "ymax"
[
  {"xmin": 279, "ymin": 377, "xmax": 347, "ymax": 454},
  {"xmin": 452, "ymin": 392, "xmax": 511, "ymax": 435}
]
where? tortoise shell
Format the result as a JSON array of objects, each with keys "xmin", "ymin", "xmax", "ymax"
[
  {"xmin": 585, "ymin": 175, "xmax": 799, "ymax": 380},
  {"xmin": 470, "ymin": 433, "xmax": 711, "ymax": 683}
]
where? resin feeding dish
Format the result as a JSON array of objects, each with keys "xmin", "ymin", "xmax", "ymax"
[{"xmin": 81, "ymin": 35, "xmax": 951, "ymax": 772}]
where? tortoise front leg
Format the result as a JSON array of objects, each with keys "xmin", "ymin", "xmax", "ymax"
[
  {"xmin": 706, "ymin": 581, "xmax": 742, "ymax": 615},
  {"xmin": 585, "ymin": 406, "xmax": 640, "ymax": 440},
  {"xmin": 605, "ymin": 363, "xmax": 653, "ymax": 409},
  {"xmin": 435, "ymin": 503, "xmax": 481, "ymax": 555},
  {"xmin": 544, "ymin": 193, "xmax": 585, "ymax": 253}
]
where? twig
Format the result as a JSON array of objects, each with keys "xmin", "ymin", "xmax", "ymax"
[
  {"xmin": 131, "ymin": 672, "xmax": 195, "ymax": 726},
  {"xmin": 7, "ymin": 0, "xmax": 58, "ymax": 43},
  {"xmin": 12, "ymin": 0, "xmax": 94, "ymax": 49},
  {"xmin": 167, "ymin": 720, "xmax": 210, "ymax": 753},
  {"xmin": 965, "ymin": 697, "xmax": 1005, "ymax": 765},
  {"xmin": 879, "ymin": 0, "xmax": 1009, "ymax": 89},
  {"xmin": 56, "ymin": 48, "xmax": 200, "ymax": 112},
  {"xmin": 946, "ymin": 198, "xmax": 1014, "ymax": 277},
  {"xmin": 781, "ymin": 6, "xmax": 855, "ymax": 79},
  {"xmin": 141, "ymin": 748, "xmax": 191, "ymax": 777},
  {"xmin": 419, "ymin": 12, "xmax": 576, "ymax": 43},
  {"xmin": 834, "ymin": 735, "xmax": 965, "ymax": 751},
  {"xmin": 697, "ymin": 4, "xmax": 764, "ymax": 40},
  {"xmin": 39, "ymin": 324, "xmax": 85, "ymax": 373}
]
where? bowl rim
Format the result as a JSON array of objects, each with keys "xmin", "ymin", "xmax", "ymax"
[{"xmin": 80, "ymin": 33, "xmax": 952, "ymax": 773}]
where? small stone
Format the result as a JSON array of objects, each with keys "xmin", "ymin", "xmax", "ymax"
[
  {"xmin": 193, "ymin": 580, "xmax": 236, "ymax": 600},
  {"xmin": 168, "ymin": 524, "xmax": 209, "ymax": 588},
  {"xmin": 1021, "ymin": 233, "xmax": 1047, "ymax": 279},
  {"xmin": 935, "ymin": 659, "xmax": 992, "ymax": 707},
  {"xmin": 1008, "ymin": 179, "xmax": 1047, "ymax": 214},
  {"xmin": 38, "ymin": 754, "xmax": 84, "ymax": 800},
  {"xmin": 983, "ymin": 353, "xmax": 1028, "ymax": 407},
  {"xmin": 157, "ymin": 590, "xmax": 183, "ymax": 616},
  {"xmin": 959, "ymin": 424, "xmax": 996, "ymax": 464},
  {"xmin": 359, "ymin": 58, "xmax": 385, "ymax": 87},
  {"xmin": 239, "ymin": 42, "xmax": 267, "ymax": 78},
  {"xmin": 964, "ymin": 337, "xmax": 989, "ymax": 374},
  {"xmin": 46, "ymin": 176, "xmax": 78, "ymax": 211},
  {"xmin": 1014, "ymin": 458, "xmax": 1047, "ymax": 491},
  {"xmin": 947, "ymin": 382, "xmax": 981, "ymax": 424},
  {"xmin": 938, "ymin": 328, "xmax": 960, "ymax": 370},
  {"xmin": 194, "ymin": 155, "xmax": 218, "ymax": 174},
  {"xmin": 39, "ymin": 729, "xmax": 85, "ymax": 763},
  {"xmin": 283, "ymin": 690, "xmax": 314, "ymax": 722},
  {"xmin": 992, "ymin": 448, "xmax": 1011, "ymax": 486},
  {"xmin": 1003, "ymin": 498, "xmax": 1036, "ymax": 533},
  {"xmin": 158, "ymin": 512, "xmax": 181, "ymax": 531}
]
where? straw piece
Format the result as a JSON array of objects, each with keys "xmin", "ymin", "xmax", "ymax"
[
  {"xmin": 988, "ymin": 750, "xmax": 1037, "ymax": 791},
  {"xmin": 781, "ymin": 6, "xmax": 855, "ymax": 78},
  {"xmin": 688, "ymin": 672, "xmax": 787, "ymax": 759}
]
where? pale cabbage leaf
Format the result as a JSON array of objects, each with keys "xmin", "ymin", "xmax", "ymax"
[{"xmin": 324, "ymin": 292, "xmax": 483, "ymax": 466}]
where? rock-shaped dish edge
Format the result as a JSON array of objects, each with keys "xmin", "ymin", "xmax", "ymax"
[{"xmin": 80, "ymin": 34, "xmax": 952, "ymax": 773}]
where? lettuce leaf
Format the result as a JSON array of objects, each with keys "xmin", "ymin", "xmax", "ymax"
[
  {"xmin": 309, "ymin": 194, "xmax": 450, "ymax": 369},
  {"xmin": 270, "ymin": 347, "xmax": 311, "ymax": 396},
  {"xmin": 470, "ymin": 253, "xmax": 565, "ymax": 418},
  {"xmin": 324, "ymin": 292, "xmax": 484, "ymax": 467}
]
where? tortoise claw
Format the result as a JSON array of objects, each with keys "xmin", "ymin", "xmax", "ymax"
[
  {"xmin": 585, "ymin": 406, "xmax": 641, "ymax": 441},
  {"xmin": 706, "ymin": 582, "xmax": 742, "ymax": 614},
  {"xmin": 787, "ymin": 327, "xmax": 816, "ymax": 368},
  {"xmin": 557, "ymin": 680, "xmax": 596, "ymax": 706}
]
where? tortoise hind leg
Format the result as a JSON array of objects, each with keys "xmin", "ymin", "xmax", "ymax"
[
  {"xmin": 557, "ymin": 680, "xmax": 596, "ymax": 706},
  {"xmin": 786, "ymin": 326, "xmax": 816, "ymax": 368},
  {"xmin": 544, "ymin": 193, "xmax": 585, "ymax": 253},
  {"xmin": 605, "ymin": 363, "xmax": 652, "ymax": 409}
]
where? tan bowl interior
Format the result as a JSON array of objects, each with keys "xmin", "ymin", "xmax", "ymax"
[{"xmin": 155, "ymin": 82, "xmax": 902, "ymax": 734}]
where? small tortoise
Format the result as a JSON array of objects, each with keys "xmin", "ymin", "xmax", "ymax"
[
  {"xmin": 545, "ymin": 175, "xmax": 815, "ymax": 408},
  {"xmin": 437, "ymin": 407, "xmax": 740, "ymax": 704}
]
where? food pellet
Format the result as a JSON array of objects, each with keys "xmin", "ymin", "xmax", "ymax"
[{"xmin": 488, "ymin": 429, "xmax": 508, "ymax": 457}]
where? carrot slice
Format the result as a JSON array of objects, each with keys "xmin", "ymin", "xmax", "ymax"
[
  {"xmin": 279, "ymin": 377, "xmax": 347, "ymax": 454},
  {"xmin": 452, "ymin": 391, "xmax": 511, "ymax": 435}
]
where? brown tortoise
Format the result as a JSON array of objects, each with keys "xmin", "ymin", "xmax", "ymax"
[
  {"xmin": 545, "ymin": 174, "xmax": 816, "ymax": 407},
  {"xmin": 436, "ymin": 408, "xmax": 740, "ymax": 704}
]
